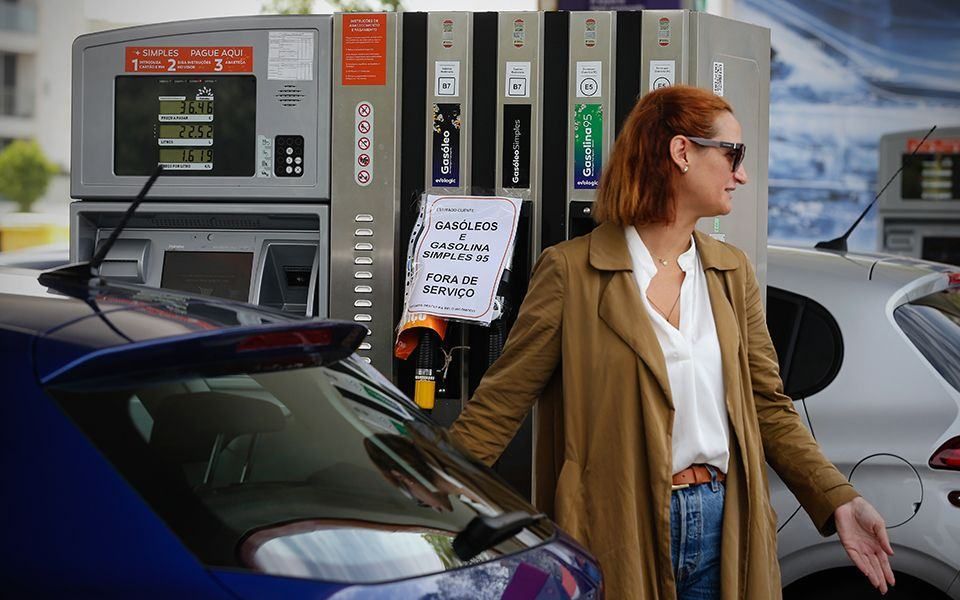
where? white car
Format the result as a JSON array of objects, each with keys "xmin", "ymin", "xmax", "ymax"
[{"xmin": 766, "ymin": 246, "xmax": 960, "ymax": 599}]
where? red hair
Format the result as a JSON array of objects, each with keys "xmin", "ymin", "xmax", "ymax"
[{"xmin": 593, "ymin": 85, "xmax": 733, "ymax": 226}]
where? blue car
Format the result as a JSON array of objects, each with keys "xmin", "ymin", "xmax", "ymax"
[{"xmin": 0, "ymin": 266, "xmax": 603, "ymax": 599}]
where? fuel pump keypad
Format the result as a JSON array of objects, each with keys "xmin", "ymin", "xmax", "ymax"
[{"xmin": 274, "ymin": 135, "xmax": 304, "ymax": 177}]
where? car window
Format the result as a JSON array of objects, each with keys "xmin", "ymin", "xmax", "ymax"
[
  {"xmin": 48, "ymin": 356, "xmax": 553, "ymax": 584},
  {"xmin": 894, "ymin": 287, "xmax": 960, "ymax": 394},
  {"xmin": 766, "ymin": 287, "xmax": 844, "ymax": 399}
]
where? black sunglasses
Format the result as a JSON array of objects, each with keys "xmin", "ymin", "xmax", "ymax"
[{"xmin": 686, "ymin": 136, "xmax": 746, "ymax": 173}]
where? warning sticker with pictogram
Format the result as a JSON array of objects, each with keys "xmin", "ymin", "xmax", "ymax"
[
  {"xmin": 125, "ymin": 46, "xmax": 253, "ymax": 73},
  {"xmin": 355, "ymin": 101, "xmax": 374, "ymax": 186},
  {"xmin": 342, "ymin": 14, "xmax": 387, "ymax": 86}
]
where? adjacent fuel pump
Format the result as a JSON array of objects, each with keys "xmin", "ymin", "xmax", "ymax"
[{"xmin": 878, "ymin": 127, "xmax": 960, "ymax": 266}]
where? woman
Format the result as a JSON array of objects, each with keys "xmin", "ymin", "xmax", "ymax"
[{"xmin": 448, "ymin": 85, "xmax": 895, "ymax": 599}]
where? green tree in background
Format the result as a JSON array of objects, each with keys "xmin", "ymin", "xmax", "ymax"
[
  {"xmin": 0, "ymin": 140, "xmax": 59, "ymax": 213},
  {"xmin": 262, "ymin": 0, "xmax": 402, "ymax": 14}
]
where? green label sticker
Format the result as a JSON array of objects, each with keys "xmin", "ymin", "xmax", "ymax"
[{"xmin": 574, "ymin": 103, "xmax": 602, "ymax": 190}]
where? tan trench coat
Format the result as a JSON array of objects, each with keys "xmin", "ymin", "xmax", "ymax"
[{"xmin": 449, "ymin": 223, "xmax": 860, "ymax": 599}]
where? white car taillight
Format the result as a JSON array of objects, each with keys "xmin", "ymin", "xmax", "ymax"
[{"xmin": 930, "ymin": 436, "xmax": 960, "ymax": 470}]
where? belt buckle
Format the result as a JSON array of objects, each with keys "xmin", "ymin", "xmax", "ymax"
[{"xmin": 671, "ymin": 483, "xmax": 690, "ymax": 491}]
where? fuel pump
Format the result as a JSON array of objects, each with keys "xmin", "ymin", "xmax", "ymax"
[
  {"xmin": 70, "ymin": 17, "xmax": 337, "ymax": 321},
  {"xmin": 392, "ymin": 12, "xmax": 546, "ymax": 499}
]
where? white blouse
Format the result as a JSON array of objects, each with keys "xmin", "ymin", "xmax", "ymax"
[{"xmin": 623, "ymin": 226, "xmax": 730, "ymax": 475}]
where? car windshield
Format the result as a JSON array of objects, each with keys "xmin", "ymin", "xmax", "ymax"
[
  {"xmin": 894, "ymin": 286, "xmax": 960, "ymax": 394},
  {"xmin": 47, "ymin": 355, "xmax": 553, "ymax": 584}
]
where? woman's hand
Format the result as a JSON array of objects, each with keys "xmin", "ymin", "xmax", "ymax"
[{"xmin": 834, "ymin": 496, "xmax": 896, "ymax": 594}]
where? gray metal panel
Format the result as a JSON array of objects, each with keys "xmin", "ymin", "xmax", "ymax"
[
  {"xmin": 689, "ymin": 11, "xmax": 769, "ymax": 291},
  {"xmin": 69, "ymin": 201, "xmax": 328, "ymax": 317},
  {"xmin": 426, "ymin": 12, "xmax": 473, "ymax": 195},
  {"xmin": 330, "ymin": 13, "xmax": 402, "ymax": 374},
  {"xmin": 566, "ymin": 11, "xmax": 616, "ymax": 232},
  {"xmin": 496, "ymin": 11, "xmax": 543, "ymax": 262},
  {"xmin": 71, "ymin": 15, "xmax": 332, "ymax": 200},
  {"xmin": 640, "ymin": 10, "xmax": 769, "ymax": 292}
]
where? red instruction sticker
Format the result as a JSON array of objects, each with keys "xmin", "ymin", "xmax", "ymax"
[
  {"xmin": 341, "ymin": 14, "xmax": 387, "ymax": 86},
  {"xmin": 125, "ymin": 47, "xmax": 254, "ymax": 73},
  {"xmin": 907, "ymin": 138, "xmax": 960, "ymax": 153}
]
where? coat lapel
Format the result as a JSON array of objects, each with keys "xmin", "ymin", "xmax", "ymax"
[
  {"xmin": 591, "ymin": 223, "xmax": 673, "ymax": 403},
  {"xmin": 695, "ymin": 231, "xmax": 752, "ymax": 486}
]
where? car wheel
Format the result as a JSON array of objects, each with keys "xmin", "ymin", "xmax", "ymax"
[{"xmin": 783, "ymin": 567, "xmax": 950, "ymax": 600}]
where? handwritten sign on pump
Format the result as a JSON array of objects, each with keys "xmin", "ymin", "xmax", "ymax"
[{"xmin": 406, "ymin": 195, "xmax": 522, "ymax": 324}]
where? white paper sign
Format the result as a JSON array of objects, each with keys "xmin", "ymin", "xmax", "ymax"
[
  {"xmin": 435, "ymin": 61, "xmax": 460, "ymax": 97},
  {"xmin": 649, "ymin": 60, "xmax": 675, "ymax": 92},
  {"xmin": 576, "ymin": 61, "xmax": 602, "ymax": 98},
  {"xmin": 268, "ymin": 31, "xmax": 314, "ymax": 81},
  {"xmin": 407, "ymin": 195, "xmax": 522, "ymax": 323},
  {"xmin": 505, "ymin": 61, "xmax": 531, "ymax": 98}
]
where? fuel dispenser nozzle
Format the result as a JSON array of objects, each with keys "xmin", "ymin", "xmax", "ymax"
[{"xmin": 414, "ymin": 329, "xmax": 438, "ymax": 410}]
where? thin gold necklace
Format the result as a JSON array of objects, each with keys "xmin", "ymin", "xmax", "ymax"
[{"xmin": 647, "ymin": 289, "xmax": 681, "ymax": 322}]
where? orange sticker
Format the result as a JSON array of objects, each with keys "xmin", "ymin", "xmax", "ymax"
[
  {"xmin": 907, "ymin": 138, "xmax": 960, "ymax": 153},
  {"xmin": 125, "ymin": 46, "xmax": 253, "ymax": 73},
  {"xmin": 341, "ymin": 14, "xmax": 387, "ymax": 86},
  {"xmin": 394, "ymin": 315, "xmax": 448, "ymax": 360}
]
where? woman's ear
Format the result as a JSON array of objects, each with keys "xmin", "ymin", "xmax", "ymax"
[{"xmin": 670, "ymin": 135, "xmax": 689, "ymax": 173}]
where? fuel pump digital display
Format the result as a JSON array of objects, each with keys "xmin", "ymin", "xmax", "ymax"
[
  {"xmin": 158, "ymin": 99, "xmax": 214, "ymax": 116},
  {"xmin": 158, "ymin": 148, "xmax": 214, "ymax": 166},
  {"xmin": 158, "ymin": 124, "xmax": 214, "ymax": 140},
  {"xmin": 902, "ymin": 153, "xmax": 960, "ymax": 201},
  {"xmin": 114, "ymin": 75, "xmax": 255, "ymax": 176}
]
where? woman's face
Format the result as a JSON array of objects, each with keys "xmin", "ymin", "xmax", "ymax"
[{"xmin": 675, "ymin": 111, "xmax": 749, "ymax": 220}]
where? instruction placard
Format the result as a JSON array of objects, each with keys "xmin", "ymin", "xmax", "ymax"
[
  {"xmin": 406, "ymin": 195, "xmax": 522, "ymax": 323},
  {"xmin": 341, "ymin": 14, "xmax": 387, "ymax": 86},
  {"xmin": 125, "ymin": 46, "xmax": 253, "ymax": 73}
]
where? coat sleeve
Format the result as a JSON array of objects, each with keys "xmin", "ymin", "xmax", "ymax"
[
  {"xmin": 447, "ymin": 245, "xmax": 566, "ymax": 466},
  {"xmin": 740, "ymin": 253, "xmax": 860, "ymax": 536}
]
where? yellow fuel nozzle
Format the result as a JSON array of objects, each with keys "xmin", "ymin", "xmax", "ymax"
[{"xmin": 414, "ymin": 375, "xmax": 436, "ymax": 410}]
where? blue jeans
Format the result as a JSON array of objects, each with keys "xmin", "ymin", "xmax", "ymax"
[{"xmin": 670, "ymin": 469, "xmax": 725, "ymax": 600}]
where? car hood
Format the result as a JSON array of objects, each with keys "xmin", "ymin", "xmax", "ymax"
[{"xmin": 210, "ymin": 533, "xmax": 602, "ymax": 599}]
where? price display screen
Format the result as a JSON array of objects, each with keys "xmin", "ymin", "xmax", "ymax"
[
  {"xmin": 158, "ymin": 124, "xmax": 214, "ymax": 140},
  {"xmin": 902, "ymin": 153, "xmax": 960, "ymax": 201},
  {"xmin": 114, "ymin": 75, "xmax": 255, "ymax": 176},
  {"xmin": 158, "ymin": 99, "xmax": 214, "ymax": 115},
  {"xmin": 158, "ymin": 148, "xmax": 214, "ymax": 165}
]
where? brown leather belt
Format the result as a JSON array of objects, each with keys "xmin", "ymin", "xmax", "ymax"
[{"xmin": 672, "ymin": 464, "xmax": 725, "ymax": 491}]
